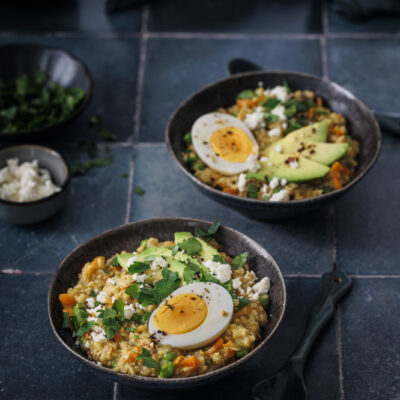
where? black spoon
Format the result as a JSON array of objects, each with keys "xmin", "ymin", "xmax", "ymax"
[
  {"xmin": 252, "ymin": 268, "xmax": 352, "ymax": 400},
  {"xmin": 227, "ymin": 57, "xmax": 400, "ymax": 136}
]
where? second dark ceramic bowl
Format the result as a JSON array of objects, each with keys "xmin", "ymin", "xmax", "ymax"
[
  {"xmin": 166, "ymin": 71, "xmax": 382, "ymax": 220},
  {"xmin": 48, "ymin": 218, "xmax": 286, "ymax": 391},
  {"xmin": 0, "ymin": 43, "xmax": 93, "ymax": 141},
  {"xmin": 0, "ymin": 145, "xmax": 71, "ymax": 224}
]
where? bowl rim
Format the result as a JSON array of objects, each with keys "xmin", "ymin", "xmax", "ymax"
[
  {"xmin": 165, "ymin": 70, "xmax": 382, "ymax": 207},
  {"xmin": 47, "ymin": 217, "xmax": 287, "ymax": 385},
  {"xmin": 0, "ymin": 144, "xmax": 71, "ymax": 206},
  {"xmin": 0, "ymin": 43, "xmax": 94, "ymax": 138}
]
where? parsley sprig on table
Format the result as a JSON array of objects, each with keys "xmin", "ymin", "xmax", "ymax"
[{"xmin": 0, "ymin": 67, "xmax": 85, "ymax": 134}]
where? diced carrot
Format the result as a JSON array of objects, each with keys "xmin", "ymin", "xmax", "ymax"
[
  {"xmin": 59, "ymin": 293, "xmax": 76, "ymax": 307},
  {"xmin": 106, "ymin": 297, "xmax": 113, "ymax": 308},
  {"xmin": 84, "ymin": 331, "xmax": 91, "ymax": 340},
  {"xmin": 113, "ymin": 266, "xmax": 122, "ymax": 271},
  {"xmin": 179, "ymin": 355, "xmax": 199, "ymax": 369},
  {"xmin": 129, "ymin": 353, "xmax": 137, "ymax": 362},
  {"xmin": 316, "ymin": 97, "xmax": 323, "ymax": 108},
  {"xmin": 174, "ymin": 355, "xmax": 185, "ymax": 366},
  {"xmin": 63, "ymin": 307, "xmax": 74, "ymax": 316},
  {"xmin": 113, "ymin": 332, "xmax": 122, "ymax": 342},
  {"xmin": 85, "ymin": 256, "xmax": 105, "ymax": 280},
  {"xmin": 331, "ymin": 162, "xmax": 343, "ymax": 189},
  {"xmin": 334, "ymin": 126, "xmax": 344, "ymax": 137},
  {"xmin": 306, "ymin": 108, "xmax": 315, "ymax": 121},
  {"xmin": 223, "ymin": 187, "xmax": 239, "ymax": 195},
  {"xmin": 224, "ymin": 342, "xmax": 236, "ymax": 361}
]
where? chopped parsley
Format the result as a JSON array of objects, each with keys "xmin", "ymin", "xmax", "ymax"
[
  {"xmin": 128, "ymin": 261, "xmax": 150, "ymax": 274},
  {"xmin": 99, "ymin": 127, "xmax": 117, "ymax": 142},
  {"xmin": 136, "ymin": 347, "xmax": 160, "ymax": 371},
  {"xmin": 178, "ymin": 237, "xmax": 202, "ymax": 256},
  {"xmin": 261, "ymin": 97, "xmax": 280, "ymax": 112},
  {"xmin": 194, "ymin": 221, "xmax": 220, "ymax": 241},
  {"xmin": 213, "ymin": 254, "xmax": 226, "ymax": 264},
  {"xmin": 247, "ymin": 183, "xmax": 258, "ymax": 199},
  {"xmin": 110, "ymin": 257, "xmax": 120, "ymax": 267},
  {"xmin": 231, "ymin": 252, "xmax": 248, "ymax": 270}
]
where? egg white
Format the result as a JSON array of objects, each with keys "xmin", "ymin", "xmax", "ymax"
[
  {"xmin": 148, "ymin": 282, "xmax": 234, "ymax": 350},
  {"xmin": 191, "ymin": 113, "xmax": 259, "ymax": 175}
]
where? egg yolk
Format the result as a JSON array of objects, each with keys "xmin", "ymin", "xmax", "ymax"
[
  {"xmin": 153, "ymin": 294, "xmax": 208, "ymax": 335},
  {"xmin": 210, "ymin": 126, "xmax": 255, "ymax": 163}
]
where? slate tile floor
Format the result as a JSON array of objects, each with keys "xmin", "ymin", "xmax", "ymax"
[{"xmin": 0, "ymin": 1, "xmax": 399, "ymax": 399}]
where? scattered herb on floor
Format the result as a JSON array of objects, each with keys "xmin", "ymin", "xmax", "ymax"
[{"xmin": 134, "ymin": 186, "xmax": 146, "ymax": 196}]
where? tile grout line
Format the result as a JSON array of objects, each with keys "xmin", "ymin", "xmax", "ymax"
[
  {"xmin": 125, "ymin": 4, "xmax": 149, "ymax": 225},
  {"xmin": 145, "ymin": 32, "xmax": 321, "ymax": 40},
  {"xmin": 336, "ymin": 305, "xmax": 345, "ymax": 400},
  {"xmin": 321, "ymin": 0, "xmax": 329, "ymax": 79}
]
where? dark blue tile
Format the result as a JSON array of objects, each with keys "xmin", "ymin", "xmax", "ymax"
[
  {"xmin": 0, "ymin": 274, "xmax": 114, "ymax": 400},
  {"xmin": 328, "ymin": 4, "xmax": 400, "ymax": 33},
  {"xmin": 0, "ymin": 144, "xmax": 132, "ymax": 273},
  {"xmin": 140, "ymin": 38, "xmax": 322, "ymax": 141},
  {"xmin": 0, "ymin": 0, "xmax": 141, "ymax": 32},
  {"xmin": 341, "ymin": 278, "xmax": 400, "ymax": 399},
  {"xmin": 336, "ymin": 147, "xmax": 400, "ymax": 274},
  {"xmin": 0, "ymin": 37, "xmax": 140, "ymax": 142},
  {"xmin": 327, "ymin": 39, "xmax": 400, "ymax": 115},
  {"xmin": 148, "ymin": 0, "xmax": 322, "ymax": 33},
  {"xmin": 129, "ymin": 144, "xmax": 332, "ymax": 275},
  {"xmin": 118, "ymin": 278, "xmax": 340, "ymax": 400}
]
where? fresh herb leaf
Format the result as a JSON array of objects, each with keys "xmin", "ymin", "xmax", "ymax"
[
  {"xmin": 104, "ymin": 269, "xmax": 110, "ymax": 274},
  {"xmin": 76, "ymin": 321, "xmax": 96, "ymax": 337},
  {"xmin": 99, "ymin": 127, "xmax": 117, "ymax": 142},
  {"xmin": 183, "ymin": 266, "xmax": 196, "ymax": 283},
  {"xmin": 316, "ymin": 109, "xmax": 328, "ymax": 115},
  {"xmin": 183, "ymin": 131, "xmax": 192, "ymax": 144},
  {"xmin": 89, "ymin": 114, "xmax": 101, "ymax": 126},
  {"xmin": 112, "ymin": 298, "xmax": 125, "ymax": 321},
  {"xmin": 237, "ymin": 298, "xmax": 251, "ymax": 310},
  {"xmin": 62, "ymin": 312, "xmax": 70, "ymax": 329},
  {"xmin": 128, "ymin": 262, "xmax": 149, "ymax": 274},
  {"xmin": 73, "ymin": 303, "xmax": 88, "ymax": 327},
  {"xmin": 322, "ymin": 187, "xmax": 334, "ymax": 194},
  {"xmin": 134, "ymin": 334, "xmax": 140, "ymax": 339},
  {"xmin": 284, "ymin": 103, "xmax": 297, "ymax": 118},
  {"xmin": 144, "ymin": 256, "xmax": 155, "ymax": 263},
  {"xmin": 141, "ymin": 312, "xmax": 151, "ymax": 324},
  {"xmin": 78, "ymin": 140, "xmax": 98, "ymax": 158},
  {"xmin": 236, "ymin": 89, "xmax": 254, "ymax": 99},
  {"xmin": 121, "ymin": 173, "xmax": 129, "ymax": 178},
  {"xmin": 187, "ymin": 262, "xmax": 201, "ymax": 273},
  {"xmin": 283, "ymin": 79, "xmax": 291, "ymax": 94},
  {"xmin": 213, "ymin": 254, "xmax": 226, "ymax": 263},
  {"xmin": 90, "ymin": 290, "xmax": 97, "ymax": 297},
  {"xmin": 102, "ymin": 307, "xmax": 120, "ymax": 339},
  {"xmin": 264, "ymin": 113, "xmax": 279, "ymax": 124},
  {"xmin": 223, "ymin": 281, "xmax": 238, "ymax": 299},
  {"xmin": 262, "ymin": 97, "xmax": 280, "ymax": 112},
  {"xmin": 134, "ymin": 186, "xmax": 146, "ymax": 196},
  {"xmin": 232, "ymin": 252, "xmax": 248, "ymax": 270},
  {"xmin": 136, "ymin": 347, "xmax": 160, "ymax": 371},
  {"xmin": 258, "ymin": 294, "xmax": 269, "ymax": 310},
  {"xmin": 178, "ymin": 237, "xmax": 202, "ymax": 256},
  {"xmin": 154, "ymin": 269, "xmax": 181, "ymax": 300},
  {"xmin": 126, "ymin": 326, "xmax": 136, "ymax": 333},
  {"xmin": 170, "ymin": 245, "xmax": 179, "ymax": 256},
  {"xmin": 71, "ymin": 155, "xmax": 114, "ymax": 177},
  {"xmin": 200, "ymin": 269, "xmax": 219, "ymax": 284},
  {"xmin": 247, "ymin": 183, "xmax": 258, "ymax": 199},
  {"xmin": 194, "ymin": 221, "xmax": 220, "ymax": 241},
  {"xmin": 110, "ymin": 257, "xmax": 120, "ymax": 267},
  {"xmin": 207, "ymin": 221, "xmax": 220, "ymax": 235}
]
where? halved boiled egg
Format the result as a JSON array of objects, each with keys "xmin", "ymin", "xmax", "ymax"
[
  {"xmin": 148, "ymin": 282, "xmax": 233, "ymax": 350},
  {"xmin": 191, "ymin": 113, "xmax": 259, "ymax": 175}
]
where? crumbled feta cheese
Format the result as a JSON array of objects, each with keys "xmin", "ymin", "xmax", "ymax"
[
  {"xmin": 232, "ymin": 277, "xmax": 242, "ymax": 290},
  {"xmin": 91, "ymin": 330, "xmax": 107, "ymax": 343},
  {"xmin": 281, "ymin": 178, "xmax": 287, "ymax": 186},
  {"xmin": 0, "ymin": 158, "xmax": 61, "ymax": 202},
  {"xmin": 124, "ymin": 304, "xmax": 135, "ymax": 320},
  {"xmin": 289, "ymin": 161, "xmax": 299, "ymax": 169},
  {"xmin": 150, "ymin": 257, "xmax": 168, "ymax": 270},
  {"xmin": 96, "ymin": 291, "xmax": 108, "ymax": 304},
  {"xmin": 131, "ymin": 273, "xmax": 147, "ymax": 283},
  {"xmin": 247, "ymin": 154, "xmax": 260, "ymax": 172},
  {"xmin": 203, "ymin": 260, "xmax": 232, "ymax": 284},
  {"xmin": 282, "ymin": 122, "xmax": 288, "ymax": 129},
  {"xmin": 253, "ymin": 277, "xmax": 271, "ymax": 295},
  {"xmin": 269, "ymin": 189, "xmax": 290, "ymax": 202},
  {"xmin": 261, "ymin": 184, "xmax": 268, "ymax": 194},
  {"xmin": 244, "ymin": 107, "xmax": 266, "ymax": 130},
  {"xmin": 274, "ymin": 143, "xmax": 283, "ymax": 153},
  {"xmin": 270, "ymin": 86, "xmax": 289, "ymax": 102},
  {"xmin": 271, "ymin": 104, "xmax": 287, "ymax": 121},
  {"xmin": 257, "ymin": 81, "xmax": 263, "ymax": 87},
  {"xmin": 91, "ymin": 324, "xmax": 103, "ymax": 333},
  {"xmin": 269, "ymin": 177, "xmax": 280, "ymax": 190},
  {"xmin": 106, "ymin": 278, "xmax": 115, "ymax": 286},
  {"xmin": 268, "ymin": 127, "xmax": 281, "ymax": 137},
  {"xmin": 126, "ymin": 256, "xmax": 137, "ymax": 267},
  {"xmin": 75, "ymin": 339, "xmax": 80, "ymax": 346},
  {"xmin": 260, "ymin": 156, "xmax": 269, "ymax": 162},
  {"xmin": 86, "ymin": 297, "xmax": 95, "ymax": 309},
  {"xmin": 238, "ymin": 173, "xmax": 247, "ymax": 193},
  {"xmin": 87, "ymin": 315, "xmax": 101, "ymax": 324}
]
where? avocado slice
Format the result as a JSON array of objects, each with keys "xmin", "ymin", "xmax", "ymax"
[
  {"xmin": 174, "ymin": 232, "xmax": 220, "ymax": 261},
  {"xmin": 299, "ymin": 142, "xmax": 349, "ymax": 166},
  {"xmin": 165, "ymin": 257, "xmax": 187, "ymax": 281},
  {"xmin": 117, "ymin": 252, "xmax": 136, "ymax": 270},
  {"xmin": 247, "ymin": 153, "xmax": 330, "ymax": 183},
  {"xmin": 262, "ymin": 120, "xmax": 329, "ymax": 157}
]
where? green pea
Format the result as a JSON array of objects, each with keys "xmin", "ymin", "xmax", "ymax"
[
  {"xmin": 183, "ymin": 132, "xmax": 192, "ymax": 144},
  {"xmin": 235, "ymin": 349, "xmax": 249, "ymax": 358},
  {"xmin": 159, "ymin": 361, "xmax": 175, "ymax": 378},
  {"xmin": 163, "ymin": 351, "xmax": 176, "ymax": 362},
  {"xmin": 187, "ymin": 152, "xmax": 198, "ymax": 162},
  {"xmin": 258, "ymin": 294, "xmax": 269, "ymax": 310}
]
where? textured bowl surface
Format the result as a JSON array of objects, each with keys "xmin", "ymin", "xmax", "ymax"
[
  {"xmin": 0, "ymin": 43, "xmax": 93, "ymax": 140},
  {"xmin": 166, "ymin": 71, "xmax": 382, "ymax": 220},
  {"xmin": 0, "ymin": 145, "xmax": 70, "ymax": 224},
  {"xmin": 48, "ymin": 218, "xmax": 286, "ymax": 391}
]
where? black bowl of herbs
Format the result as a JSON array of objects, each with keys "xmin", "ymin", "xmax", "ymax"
[{"xmin": 0, "ymin": 44, "xmax": 93, "ymax": 140}]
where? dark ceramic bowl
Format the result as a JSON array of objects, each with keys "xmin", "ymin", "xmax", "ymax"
[
  {"xmin": 48, "ymin": 218, "xmax": 286, "ymax": 391},
  {"xmin": 166, "ymin": 71, "xmax": 382, "ymax": 220},
  {"xmin": 0, "ymin": 43, "xmax": 93, "ymax": 141},
  {"xmin": 0, "ymin": 145, "xmax": 70, "ymax": 224}
]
